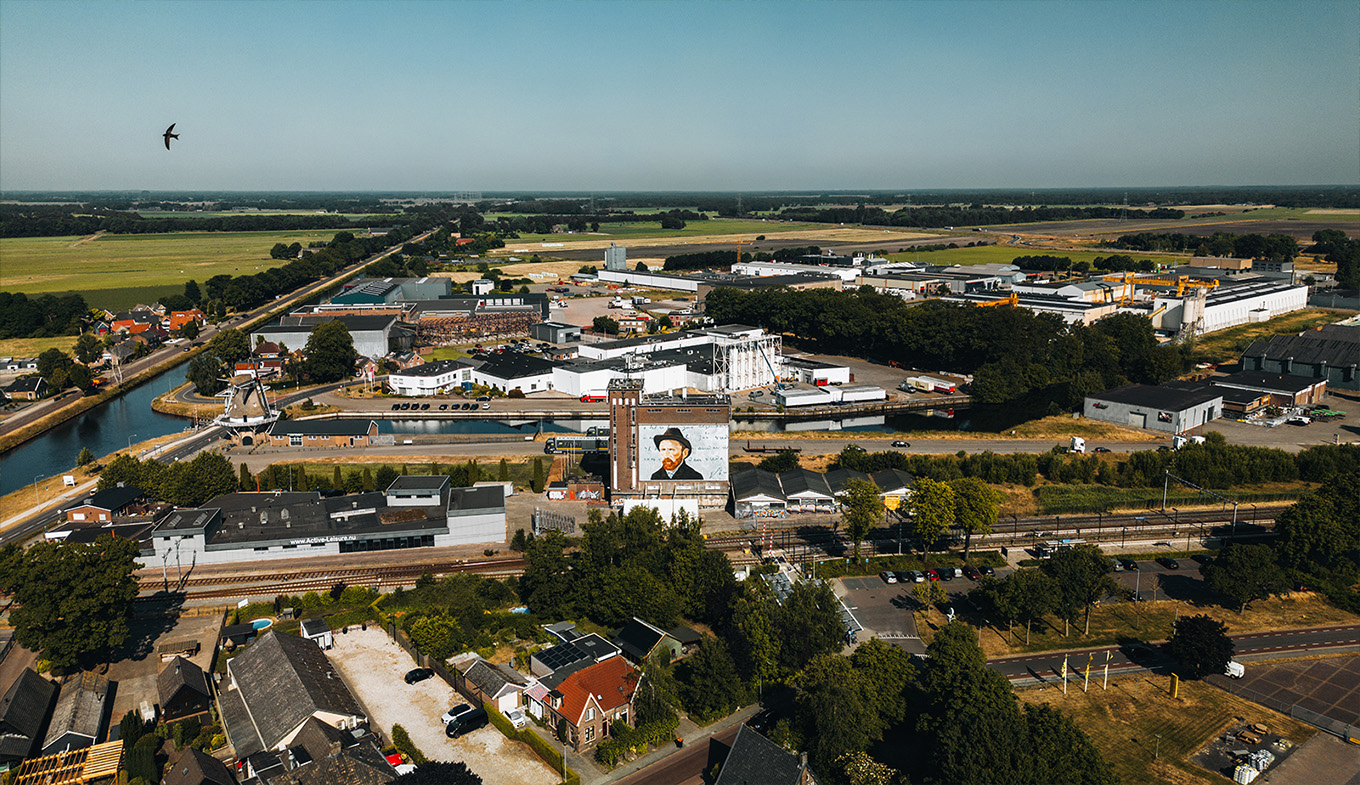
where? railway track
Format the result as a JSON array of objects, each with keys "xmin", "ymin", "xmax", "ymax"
[{"xmin": 139, "ymin": 504, "xmax": 1287, "ymax": 600}]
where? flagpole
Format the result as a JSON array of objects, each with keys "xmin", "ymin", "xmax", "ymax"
[
  {"xmin": 1084, "ymin": 653, "xmax": 1092, "ymax": 693},
  {"xmin": 1103, "ymin": 650, "xmax": 1111, "ymax": 690},
  {"xmin": 1062, "ymin": 653, "xmax": 1069, "ymax": 695}
]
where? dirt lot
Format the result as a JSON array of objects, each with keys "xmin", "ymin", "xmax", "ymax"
[{"xmin": 327, "ymin": 626, "xmax": 558, "ymax": 785}]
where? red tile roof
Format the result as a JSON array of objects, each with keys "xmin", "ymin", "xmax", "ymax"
[{"xmin": 555, "ymin": 657, "xmax": 639, "ymax": 724}]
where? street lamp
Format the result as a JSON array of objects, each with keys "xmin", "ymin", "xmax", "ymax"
[
  {"xmin": 127, "ymin": 433, "xmax": 138, "ymax": 454},
  {"xmin": 33, "ymin": 474, "xmax": 42, "ymax": 505}
]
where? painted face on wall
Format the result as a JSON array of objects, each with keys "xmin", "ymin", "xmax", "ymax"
[{"xmin": 658, "ymin": 439, "xmax": 689, "ymax": 471}]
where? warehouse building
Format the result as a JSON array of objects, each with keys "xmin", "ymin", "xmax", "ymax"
[
  {"xmin": 731, "ymin": 467, "xmax": 915, "ymax": 519},
  {"xmin": 331, "ymin": 276, "xmax": 454, "ymax": 305},
  {"xmin": 252, "ymin": 313, "xmax": 411, "ymax": 359},
  {"xmin": 532, "ymin": 321, "xmax": 582, "ymax": 344},
  {"xmin": 1211, "ymin": 371, "xmax": 1327, "ymax": 408},
  {"xmin": 1240, "ymin": 324, "xmax": 1359, "ymax": 391},
  {"xmin": 148, "ymin": 476, "xmax": 505, "ymax": 565},
  {"xmin": 1083, "ymin": 383, "xmax": 1222, "ymax": 434}
]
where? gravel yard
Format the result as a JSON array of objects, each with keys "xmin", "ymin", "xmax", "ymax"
[{"xmin": 328, "ymin": 626, "xmax": 559, "ymax": 785}]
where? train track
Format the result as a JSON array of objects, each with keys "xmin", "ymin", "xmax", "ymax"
[{"xmin": 139, "ymin": 504, "xmax": 1288, "ymax": 600}]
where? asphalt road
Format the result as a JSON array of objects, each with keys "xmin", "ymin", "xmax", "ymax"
[{"xmin": 987, "ymin": 624, "xmax": 1360, "ymax": 683}]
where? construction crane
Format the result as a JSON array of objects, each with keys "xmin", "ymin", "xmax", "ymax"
[
  {"xmin": 1101, "ymin": 272, "xmax": 1219, "ymax": 299},
  {"xmin": 736, "ymin": 237, "xmax": 755, "ymax": 268},
  {"xmin": 974, "ymin": 292, "xmax": 1019, "ymax": 307}
]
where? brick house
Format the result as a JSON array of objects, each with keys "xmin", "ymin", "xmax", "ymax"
[
  {"xmin": 4, "ymin": 376, "xmax": 49, "ymax": 401},
  {"xmin": 538, "ymin": 657, "xmax": 640, "ymax": 752},
  {"xmin": 167, "ymin": 309, "xmax": 206, "ymax": 333},
  {"xmin": 266, "ymin": 420, "xmax": 380, "ymax": 448}
]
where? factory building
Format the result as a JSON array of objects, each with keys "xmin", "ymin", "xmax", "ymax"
[
  {"xmin": 1149, "ymin": 279, "xmax": 1307, "ymax": 336},
  {"xmin": 252, "ymin": 313, "xmax": 411, "ymax": 359},
  {"xmin": 148, "ymin": 477, "xmax": 505, "ymax": 566},
  {"xmin": 1083, "ymin": 383, "xmax": 1222, "ymax": 434},
  {"xmin": 1240, "ymin": 324, "xmax": 1359, "ymax": 391},
  {"xmin": 731, "ymin": 260, "xmax": 863, "ymax": 284},
  {"xmin": 331, "ymin": 276, "xmax": 453, "ymax": 305},
  {"xmin": 607, "ymin": 379, "xmax": 730, "ymax": 516},
  {"xmin": 576, "ymin": 325, "xmax": 785, "ymax": 393},
  {"xmin": 388, "ymin": 358, "xmax": 476, "ymax": 396}
]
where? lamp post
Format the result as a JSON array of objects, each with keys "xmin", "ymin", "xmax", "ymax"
[
  {"xmin": 33, "ymin": 474, "xmax": 42, "ymax": 505},
  {"xmin": 127, "ymin": 433, "xmax": 137, "ymax": 454}
]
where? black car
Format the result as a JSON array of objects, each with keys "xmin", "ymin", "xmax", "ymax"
[
  {"xmin": 979, "ymin": 565, "xmax": 994, "ymax": 577},
  {"xmin": 1190, "ymin": 554, "xmax": 1214, "ymax": 565},
  {"xmin": 1119, "ymin": 558, "xmax": 1138, "ymax": 571},
  {"xmin": 391, "ymin": 404, "xmax": 400, "ymax": 410},
  {"xmin": 421, "ymin": 403, "xmax": 430, "ymax": 410},
  {"xmin": 439, "ymin": 404, "xmax": 447, "ymax": 411},
  {"xmin": 445, "ymin": 707, "xmax": 489, "ymax": 738},
  {"xmin": 1093, "ymin": 446, "xmax": 1111, "ymax": 453},
  {"xmin": 1156, "ymin": 557, "xmax": 1180, "ymax": 570},
  {"xmin": 891, "ymin": 440, "xmax": 910, "ymax": 447},
  {"xmin": 404, "ymin": 668, "xmax": 434, "ymax": 684}
]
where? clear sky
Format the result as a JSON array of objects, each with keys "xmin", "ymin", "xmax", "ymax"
[{"xmin": 1, "ymin": 0, "xmax": 1356, "ymax": 192}]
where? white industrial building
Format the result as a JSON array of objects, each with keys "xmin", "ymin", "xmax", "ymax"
[
  {"xmin": 731, "ymin": 260, "xmax": 863, "ymax": 284},
  {"xmin": 388, "ymin": 358, "xmax": 474, "ymax": 396},
  {"xmin": 148, "ymin": 477, "xmax": 505, "ymax": 566},
  {"xmin": 1150, "ymin": 280, "xmax": 1307, "ymax": 336},
  {"xmin": 575, "ymin": 325, "xmax": 783, "ymax": 393}
]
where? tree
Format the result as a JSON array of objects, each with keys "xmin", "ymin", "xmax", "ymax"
[
  {"xmin": 184, "ymin": 279, "xmax": 202, "ymax": 305},
  {"xmin": 840, "ymin": 479, "xmax": 883, "ymax": 561},
  {"xmin": 208, "ymin": 328, "xmax": 251, "ymax": 364},
  {"xmin": 77, "ymin": 447, "xmax": 96, "ymax": 467},
  {"xmin": 270, "ymin": 242, "xmax": 292, "ymax": 260},
  {"xmin": 912, "ymin": 579, "xmax": 946, "ymax": 608},
  {"xmin": 677, "ymin": 636, "xmax": 748, "ymax": 722},
  {"xmin": 375, "ymin": 464, "xmax": 399, "ymax": 491},
  {"xmin": 1023, "ymin": 703, "xmax": 1118, "ymax": 785},
  {"xmin": 795, "ymin": 655, "xmax": 882, "ymax": 768},
  {"xmin": 908, "ymin": 477, "xmax": 955, "ymax": 553},
  {"xmin": 835, "ymin": 751, "xmax": 900, "ymax": 785},
  {"xmin": 179, "ymin": 320, "xmax": 200, "ymax": 340},
  {"xmin": 531, "ymin": 458, "xmax": 545, "ymax": 493},
  {"xmin": 1165, "ymin": 614, "xmax": 1234, "ymax": 679},
  {"xmin": 1203, "ymin": 543, "xmax": 1290, "ymax": 612},
  {"xmin": 391, "ymin": 761, "xmax": 483, "ymax": 785},
  {"xmin": 36, "ymin": 348, "xmax": 75, "ymax": 389},
  {"xmin": 778, "ymin": 580, "xmax": 844, "ymax": 671},
  {"xmin": 239, "ymin": 462, "xmax": 252, "ymax": 491},
  {"xmin": 725, "ymin": 578, "xmax": 783, "ymax": 685},
  {"xmin": 74, "ymin": 332, "xmax": 102, "ymax": 364},
  {"xmin": 1041, "ymin": 544, "xmax": 1118, "ymax": 635},
  {"xmin": 592, "ymin": 316, "xmax": 620, "ymax": 335},
  {"xmin": 302, "ymin": 321, "xmax": 359, "ymax": 383},
  {"xmin": 848, "ymin": 637, "xmax": 917, "ymax": 728},
  {"xmin": 1274, "ymin": 477, "xmax": 1360, "ymax": 573},
  {"xmin": 1006, "ymin": 568, "xmax": 1057, "ymax": 645},
  {"xmin": 498, "ymin": 458, "xmax": 509, "ymax": 481},
  {"xmin": 0, "ymin": 536, "xmax": 140, "ymax": 671},
  {"xmin": 67, "ymin": 364, "xmax": 94, "ymax": 392},
  {"xmin": 950, "ymin": 477, "xmax": 1002, "ymax": 559}
]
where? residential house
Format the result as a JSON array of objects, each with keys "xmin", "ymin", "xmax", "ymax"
[
  {"xmin": 158, "ymin": 656, "xmax": 212, "ymax": 723},
  {"xmin": 65, "ymin": 485, "xmax": 146, "ymax": 524},
  {"xmin": 459, "ymin": 658, "xmax": 528, "ymax": 714},
  {"xmin": 162, "ymin": 746, "xmax": 237, "ymax": 785},
  {"xmin": 714, "ymin": 724, "xmax": 812, "ymax": 785},
  {"xmin": 612, "ymin": 618, "xmax": 681, "ymax": 665},
  {"xmin": 0, "ymin": 668, "xmax": 57, "ymax": 767},
  {"xmin": 111, "ymin": 310, "xmax": 160, "ymax": 334},
  {"xmin": 218, "ymin": 630, "xmax": 367, "ymax": 759},
  {"xmin": 41, "ymin": 672, "xmax": 109, "ymax": 756},
  {"xmin": 528, "ymin": 633, "xmax": 620, "ymax": 679},
  {"xmin": 239, "ymin": 716, "xmax": 395, "ymax": 785},
  {"xmin": 167, "ymin": 310, "xmax": 206, "ymax": 333},
  {"xmin": 538, "ymin": 657, "xmax": 640, "ymax": 752},
  {"xmin": 4, "ymin": 377, "xmax": 49, "ymax": 401}
]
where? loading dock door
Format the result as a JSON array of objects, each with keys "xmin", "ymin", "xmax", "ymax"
[{"xmin": 1128, "ymin": 412, "xmax": 1147, "ymax": 428}]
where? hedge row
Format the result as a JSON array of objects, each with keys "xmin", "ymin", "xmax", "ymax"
[
  {"xmin": 594, "ymin": 715, "xmax": 680, "ymax": 768},
  {"xmin": 485, "ymin": 704, "xmax": 580, "ymax": 785},
  {"xmin": 390, "ymin": 724, "xmax": 428, "ymax": 765}
]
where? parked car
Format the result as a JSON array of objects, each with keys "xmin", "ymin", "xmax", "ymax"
[
  {"xmin": 390, "ymin": 404, "xmax": 400, "ymax": 410},
  {"xmin": 924, "ymin": 569, "xmax": 940, "ymax": 581},
  {"xmin": 963, "ymin": 565, "xmax": 981, "ymax": 580},
  {"xmin": 750, "ymin": 390, "xmax": 764, "ymax": 397},
  {"xmin": 440, "ymin": 704, "xmax": 474, "ymax": 725},
  {"xmin": 908, "ymin": 570, "xmax": 925, "ymax": 583},
  {"xmin": 439, "ymin": 404, "xmax": 447, "ymax": 410},
  {"xmin": 880, "ymin": 571, "xmax": 897, "ymax": 584},
  {"xmin": 894, "ymin": 571, "xmax": 913, "ymax": 584},
  {"xmin": 404, "ymin": 668, "xmax": 434, "ymax": 684},
  {"xmin": 891, "ymin": 440, "xmax": 910, "ymax": 447},
  {"xmin": 1119, "ymin": 558, "xmax": 1138, "ymax": 571},
  {"xmin": 1156, "ymin": 557, "xmax": 1180, "ymax": 570},
  {"xmin": 481, "ymin": 402, "xmax": 490, "ymax": 409},
  {"xmin": 1111, "ymin": 558, "xmax": 1123, "ymax": 571},
  {"xmin": 505, "ymin": 708, "xmax": 529, "ymax": 729},
  {"xmin": 979, "ymin": 565, "xmax": 995, "ymax": 577},
  {"xmin": 420, "ymin": 403, "xmax": 430, "ymax": 410},
  {"xmin": 1190, "ymin": 554, "xmax": 1214, "ymax": 565},
  {"xmin": 476, "ymin": 395, "xmax": 491, "ymax": 402},
  {"xmin": 1093, "ymin": 446, "xmax": 1111, "ymax": 453},
  {"xmin": 446, "ymin": 707, "xmax": 489, "ymax": 738}
]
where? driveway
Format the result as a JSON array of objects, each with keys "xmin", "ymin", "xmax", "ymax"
[{"xmin": 327, "ymin": 627, "xmax": 558, "ymax": 785}]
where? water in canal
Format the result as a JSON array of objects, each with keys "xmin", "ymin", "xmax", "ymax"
[{"xmin": 1, "ymin": 367, "xmax": 191, "ymax": 499}]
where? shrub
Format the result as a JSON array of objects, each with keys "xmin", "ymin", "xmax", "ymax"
[{"xmin": 391, "ymin": 724, "xmax": 428, "ymax": 765}]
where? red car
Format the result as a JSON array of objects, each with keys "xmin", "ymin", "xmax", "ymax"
[
  {"xmin": 924, "ymin": 569, "xmax": 941, "ymax": 581},
  {"xmin": 963, "ymin": 565, "xmax": 981, "ymax": 580}
]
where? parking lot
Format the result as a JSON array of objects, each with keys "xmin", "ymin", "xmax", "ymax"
[
  {"xmin": 836, "ymin": 576, "xmax": 923, "ymax": 654},
  {"xmin": 327, "ymin": 627, "xmax": 558, "ymax": 785}
]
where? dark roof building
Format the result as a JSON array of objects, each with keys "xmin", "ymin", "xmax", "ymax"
[
  {"xmin": 1083, "ymin": 382, "xmax": 1223, "ymax": 434},
  {"xmin": 1211, "ymin": 370, "xmax": 1328, "ymax": 407},
  {"xmin": 530, "ymin": 633, "xmax": 621, "ymax": 680},
  {"xmin": 714, "ymin": 724, "xmax": 811, "ymax": 785},
  {"xmin": 242, "ymin": 716, "xmax": 395, "ymax": 785},
  {"xmin": 0, "ymin": 668, "xmax": 57, "ymax": 765},
  {"xmin": 220, "ymin": 631, "xmax": 366, "ymax": 758},
  {"xmin": 158, "ymin": 656, "xmax": 213, "ymax": 722},
  {"xmin": 162, "ymin": 746, "xmax": 237, "ymax": 785},
  {"xmin": 612, "ymin": 618, "xmax": 681, "ymax": 665},
  {"xmin": 1240, "ymin": 324, "xmax": 1359, "ymax": 390},
  {"xmin": 41, "ymin": 672, "xmax": 109, "ymax": 756}
]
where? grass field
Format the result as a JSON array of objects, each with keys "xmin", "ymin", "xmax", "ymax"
[
  {"xmin": 1031, "ymin": 482, "xmax": 1309, "ymax": 515},
  {"xmin": 1190, "ymin": 308, "xmax": 1346, "ymax": 364},
  {"xmin": 501, "ymin": 218, "xmax": 816, "ymax": 244},
  {"xmin": 1017, "ymin": 675, "xmax": 1317, "ymax": 785},
  {"xmin": 919, "ymin": 593, "xmax": 1359, "ymax": 660},
  {"xmin": 0, "ymin": 335, "xmax": 79, "ymax": 360},
  {"xmin": 0, "ymin": 229, "xmax": 338, "ymax": 303},
  {"xmin": 137, "ymin": 210, "xmax": 398, "ymax": 220},
  {"xmin": 882, "ymin": 244, "xmax": 1189, "ymax": 267}
]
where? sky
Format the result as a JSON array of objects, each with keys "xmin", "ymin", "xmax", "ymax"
[{"xmin": 1, "ymin": 0, "xmax": 1356, "ymax": 192}]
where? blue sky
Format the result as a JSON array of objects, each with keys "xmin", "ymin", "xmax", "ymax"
[{"xmin": 1, "ymin": 0, "xmax": 1356, "ymax": 191}]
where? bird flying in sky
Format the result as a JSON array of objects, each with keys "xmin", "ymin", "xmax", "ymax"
[{"xmin": 163, "ymin": 123, "xmax": 178, "ymax": 150}]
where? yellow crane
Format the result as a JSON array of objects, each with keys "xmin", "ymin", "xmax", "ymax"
[
  {"xmin": 974, "ymin": 292, "xmax": 1019, "ymax": 307},
  {"xmin": 1101, "ymin": 272, "xmax": 1220, "ymax": 299},
  {"xmin": 736, "ymin": 237, "xmax": 754, "ymax": 266}
]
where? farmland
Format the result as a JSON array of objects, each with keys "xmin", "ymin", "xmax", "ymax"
[
  {"xmin": 0, "ymin": 229, "xmax": 338, "ymax": 308},
  {"xmin": 882, "ymin": 243, "xmax": 1187, "ymax": 268},
  {"xmin": 495, "ymin": 217, "xmax": 819, "ymax": 245}
]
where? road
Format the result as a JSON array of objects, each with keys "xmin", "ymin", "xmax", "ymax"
[{"xmin": 987, "ymin": 623, "xmax": 1360, "ymax": 684}]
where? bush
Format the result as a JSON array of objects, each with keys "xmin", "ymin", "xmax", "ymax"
[{"xmin": 391, "ymin": 724, "xmax": 429, "ymax": 765}]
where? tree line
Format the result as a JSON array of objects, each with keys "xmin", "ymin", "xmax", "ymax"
[
  {"xmin": 0, "ymin": 291, "xmax": 88, "ymax": 339},
  {"xmin": 1099, "ymin": 231, "xmax": 1299, "ymax": 261},
  {"xmin": 0, "ymin": 203, "xmax": 382, "ymax": 238},
  {"xmin": 706, "ymin": 288, "xmax": 1189, "ymax": 412},
  {"xmin": 1310, "ymin": 229, "xmax": 1360, "ymax": 289},
  {"xmin": 835, "ymin": 438, "xmax": 1355, "ymax": 495},
  {"xmin": 776, "ymin": 204, "xmax": 1185, "ymax": 228}
]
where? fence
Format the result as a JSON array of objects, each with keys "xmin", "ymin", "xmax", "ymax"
[
  {"xmin": 1211, "ymin": 678, "xmax": 1360, "ymax": 743},
  {"xmin": 532, "ymin": 508, "xmax": 576, "ymax": 535}
]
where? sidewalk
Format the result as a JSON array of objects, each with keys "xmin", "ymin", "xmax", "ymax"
[{"xmin": 526, "ymin": 703, "xmax": 760, "ymax": 785}]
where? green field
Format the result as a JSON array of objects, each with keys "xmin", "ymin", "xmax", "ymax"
[
  {"xmin": 501, "ymin": 218, "xmax": 813, "ymax": 244},
  {"xmin": 137, "ymin": 210, "xmax": 399, "ymax": 220},
  {"xmin": 1190, "ymin": 308, "xmax": 1346, "ymax": 364},
  {"xmin": 882, "ymin": 244, "xmax": 1187, "ymax": 267},
  {"xmin": 0, "ymin": 229, "xmax": 338, "ymax": 306}
]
